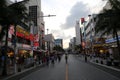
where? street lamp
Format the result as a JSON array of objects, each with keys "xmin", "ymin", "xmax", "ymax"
[
  {"xmin": 39, "ymin": 14, "xmax": 56, "ymax": 50},
  {"xmin": 39, "ymin": 14, "xmax": 56, "ymax": 17}
]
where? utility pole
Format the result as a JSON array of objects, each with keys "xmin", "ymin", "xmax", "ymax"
[{"xmin": 88, "ymin": 14, "xmax": 93, "ymax": 54}]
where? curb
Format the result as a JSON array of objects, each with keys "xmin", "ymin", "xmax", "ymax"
[
  {"xmin": 3, "ymin": 64, "xmax": 45, "ymax": 80},
  {"xmin": 77, "ymin": 56, "xmax": 120, "ymax": 72},
  {"xmin": 90, "ymin": 61, "xmax": 120, "ymax": 72}
]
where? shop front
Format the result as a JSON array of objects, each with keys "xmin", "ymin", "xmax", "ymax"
[
  {"xmin": 0, "ymin": 46, "xmax": 14, "ymax": 75},
  {"xmin": 106, "ymin": 37, "xmax": 120, "ymax": 60},
  {"xmin": 92, "ymin": 37, "xmax": 109, "ymax": 58}
]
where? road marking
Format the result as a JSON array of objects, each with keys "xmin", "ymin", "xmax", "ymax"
[{"xmin": 65, "ymin": 64, "xmax": 68, "ymax": 80}]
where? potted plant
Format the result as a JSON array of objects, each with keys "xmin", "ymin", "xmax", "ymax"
[{"xmin": 96, "ymin": 60, "xmax": 98, "ymax": 63}]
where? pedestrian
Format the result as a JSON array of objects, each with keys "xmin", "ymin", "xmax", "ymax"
[
  {"xmin": 85, "ymin": 55, "xmax": 87, "ymax": 62},
  {"xmin": 46, "ymin": 55, "xmax": 50, "ymax": 66},
  {"xmin": 58, "ymin": 54, "xmax": 61, "ymax": 62},
  {"xmin": 65, "ymin": 54, "xmax": 68, "ymax": 64},
  {"xmin": 51, "ymin": 54, "xmax": 55, "ymax": 65}
]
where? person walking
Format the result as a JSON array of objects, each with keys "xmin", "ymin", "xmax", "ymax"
[
  {"xmin": 58, "ymin": 54, "xmax": 61, "ymax": 62},
  {"xmin": 46, "ymin": 54, "xmax": 50, "ymax": 66},
  {"xmin": 85, "ymin": 55, "xmax": 87, "ymax": 62},
  {"xmin": 51, "ymin": 54, "xmax": 55, "ymax": 65},
  {"xmin": 65, "ymin": 54, "xmax": 68, "ymax": 64}
]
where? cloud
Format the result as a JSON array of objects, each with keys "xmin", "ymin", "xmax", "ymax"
[
  {"xmin": 51, "ymin": 29, "xmax": 73, "ymax": 40},
  {"xmin": 60, "ymin": 1, "xmax": 90, "ymax": 29}
]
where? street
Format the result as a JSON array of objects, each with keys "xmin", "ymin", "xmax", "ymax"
[{"xmin": 19, "ymin": 54, "xmax": 120, "ymax": 80}]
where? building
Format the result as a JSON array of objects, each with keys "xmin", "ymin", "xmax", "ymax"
[
  {"xmin": 26, "ymin": 0, "xmax": 42, "ymax": 48},
  {"xmin": 69, "ymin": 37, "xmax": 76, "ymax": 52},
  {"xmin": 54, "ymin": 39, "xmax": 63, "ymax": 48},
  {"xmin": 44, "ymin": 34, "xmax": 55, "ymax": 52},
  {"xmin": 84, "ymin": 14, "xmax": 97, "ymax": 53},
  {"xmin": 75, "ymin": 21, "xmax": 81, "ymax": 45},
  {"xmin": 102, "ymin": 1, "xmax": 120, "ymax": 59},
  {"xmin": 2, "ymin": 0, "xmax": 46, "ymax": 72}
]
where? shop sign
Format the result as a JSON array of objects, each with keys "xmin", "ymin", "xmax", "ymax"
[
  {"xmin": 16, "ymin": 32, "xmax": 34, "ymax": 41},
  {"xmin": 16, "ymin": 25, "xmax": 34, "ymax": 41},
  {"xmin": 34, "ymin": 34, "xmax": 39, "ymax": 42},
  {"xmin": 34, "ymin": 42, "xmax": 39, "ymax": 47},
  {"xmin": 106, "ymin": 36, "xmax": 120, "ymax": 43},
  {"xmin": 16, "ymin": 25, "xmax": 29, "ymax": 36},
  {"xmin": 22, "ymin": 44, "xmax": 31, "ymax": 48}
]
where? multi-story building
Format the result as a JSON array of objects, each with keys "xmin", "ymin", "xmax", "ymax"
[
  {"xmin": 26, "ymin": 0, "xmax": 42, "ymax": 49},
  {"xmin": 54, "ymin": 39, "xmax": 63, "ymax": 48},
  {"xmin": 75, "ymin": 21, "xmax": 81, "ymax": 45},
  {"xmin": 102, "ymin": 1, "xmax": 120, "ymax": 59},
  {"xmin": 84, "ymin": 14, "xmax": 97, "ymax": 53},
  {"xmin": 84, "ymin": 0, "xmax": 120, "ymax": 57},
  {"xmin": 69, "ymin": 37, "xmax": 76, "ymax": 52},
  {"xmin": 0, "ymin": 0, "xmax": 41, "ymax": 74},
  {"xmin": 44, "ymin": 34, "xmax": 55, "ymax": 52}
]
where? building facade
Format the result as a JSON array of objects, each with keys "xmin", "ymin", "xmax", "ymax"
[
  {"xmin": 75, "ymin": 21, "xmax": 81, "ymax": 45},
  {"xmin": 44, "ymin": 34, "xmax": 55, "ymax": 52},
  {"xmin": 54, "ymin": 39, "xmax": 63, "ymax": 48},
  {"xmin": 26, "ymin": 0, "xmax": 42, "ymax": 48}
]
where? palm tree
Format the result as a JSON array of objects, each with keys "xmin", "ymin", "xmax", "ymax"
[
  {"xmin": 0, "ymin": 0, "xmax": 9, "ymax": 40},
  {"xmin": 0, "ymin": 0, "xmax": 29, "ymax": 75},
  {"xmin": 95, "ymin": 0, "xmax": 120, "ymax": 59}
]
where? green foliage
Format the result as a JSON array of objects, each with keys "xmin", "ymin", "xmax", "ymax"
[
  {"xmin": 0, "ymin": 0, "xmax": 29, "ymax": 41},
  {"xmin": 75, "ymin": 44, "xmax": 82, "ymax": 52},
  {"xmin": 95, "ymin": 0, "xmax": 120, "ymax": 58},
  {"xmin": 53, "ymin": 45, "xmax": 64, "ymax": 52},
  {"xmin": 95, "ymin": 0, "xmax": 120, "ymax": 37}
]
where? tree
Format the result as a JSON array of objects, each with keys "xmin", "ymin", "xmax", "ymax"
[
  {"xmin": 0, "ymin": 0, "xmax": 29, "ymax": 40},
  {"xmin": 95, "ymin": 0, "xmax": 120, "ymax": 59},
  {"xmin": 75, "ymin": 44, "xmax": 82, "ymax": 53},
  {"xmin": 0, "ymin": 0, "xmax": 29, "ymax": 76},
  {"xmin": 53, "ymin": 45, "xmax": 64, "ymax": 52}
]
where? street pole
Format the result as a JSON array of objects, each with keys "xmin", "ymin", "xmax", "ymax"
[
  {"xmin": 88, "ymin": 15, "xmax": 93, "ymax": 54},
  {"xmin": 47, "ymin": 29, "xmax": 49, "ymax": 34},
  {"xmin": 2, "ymin": 25, "xmax": 8, "ymax": 76},
  {"xmin": 14, "ymin": 24, "xmax": 17, "ymax": 73},
  {"xmin": 13, "ymin": 0, "xmax": 18, "ymax": 74},
  {"xmin": 46, "ymin": 28, "xmax": 49, "ymax": 52}
]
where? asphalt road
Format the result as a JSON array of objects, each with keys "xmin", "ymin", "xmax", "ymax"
[{"xmin": 20, "ymin": 54, "xmax": 120, "ymax": 80}]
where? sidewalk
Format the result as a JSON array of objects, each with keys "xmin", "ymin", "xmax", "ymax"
[
  {"xmin": 0, "ymin": 63, "xmax": 45, "ymax": 80},
  {"xmin": 77, "ymin": 55, "xmax": 120, "ymax": 72}
]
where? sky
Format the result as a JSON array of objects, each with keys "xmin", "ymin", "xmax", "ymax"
[
  {"xmin": 41, "ymin": 0, "xmax": 107, "ymax": 49},
  {"xmin": 11, "ymin": 0, "xmax": 107, "ymax": 49}
]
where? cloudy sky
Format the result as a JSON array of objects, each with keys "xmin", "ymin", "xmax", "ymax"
[
  {"xmin": 41, "ymin": 0, "xmax": 107, "ymax": 48},
  {"xmin": 11, "ymin": 0, "xmax": 107, "ymax": 49}
]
